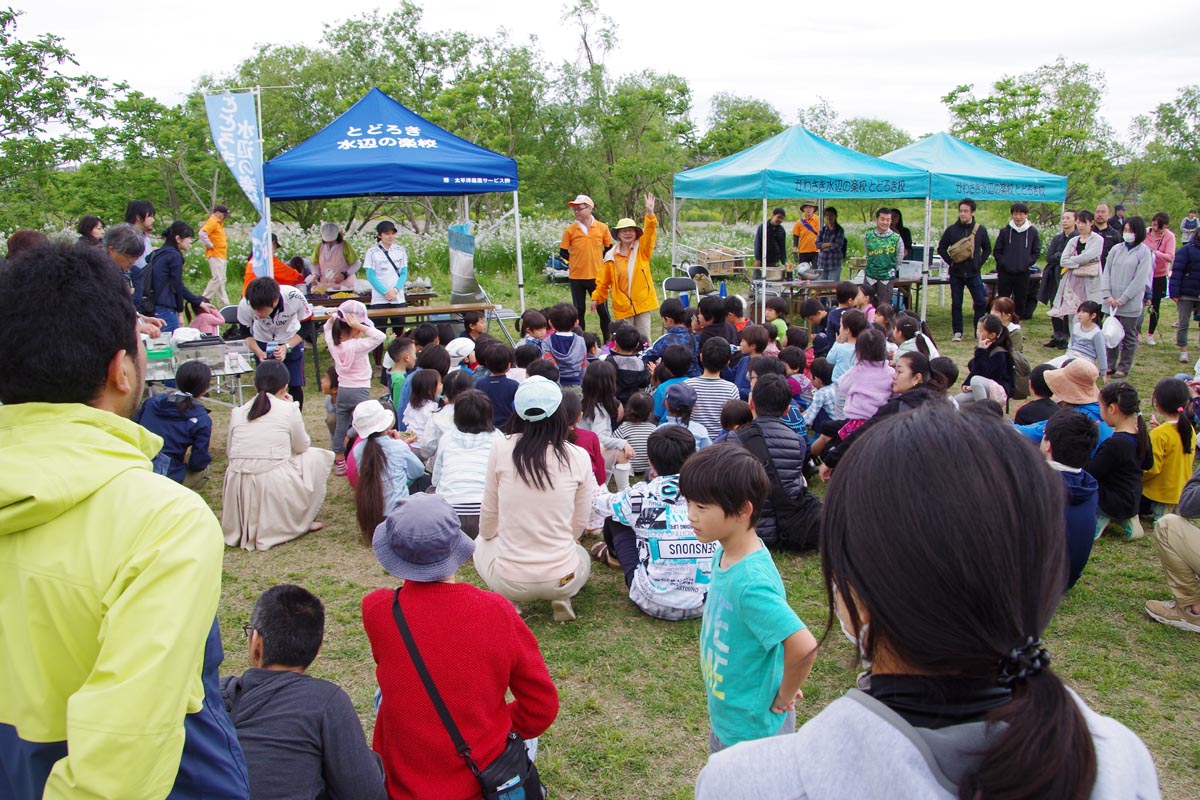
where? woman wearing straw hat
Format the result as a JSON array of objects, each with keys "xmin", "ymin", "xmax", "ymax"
[{"xmin": 591, "ymin": 193, "xmax": 660, "ymax": 343}]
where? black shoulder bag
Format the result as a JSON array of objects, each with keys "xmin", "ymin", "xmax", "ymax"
[{"xmin": 391, "ymin": 589, "xmax": 545, "ymax": 799}]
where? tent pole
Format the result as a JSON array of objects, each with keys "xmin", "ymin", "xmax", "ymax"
[
  {"xmin": 921, "ymin": 191, "xmax": 932, "ymax": 321},
  {"xmin": 760, "ymin": 197, "xmax": 768, "ymax": 322},
  {"xmin": 513, "ymin": 192, "xmax": 526, "ymax": 313},
  {"xmin": 255, "ymin": 86, "xmax": 273, "ymax": 279},
  {"xmin": 671, "ymin": 189, "xmax": 677, "ymax": 277},
  {"xmin": 940, "ymin": 200, "xmax": 948, "ymax": 308}
]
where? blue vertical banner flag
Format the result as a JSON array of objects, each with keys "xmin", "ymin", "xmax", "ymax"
[{"xmin": 205, "ymin": 91, "xmax": 272, "ymax": 277}]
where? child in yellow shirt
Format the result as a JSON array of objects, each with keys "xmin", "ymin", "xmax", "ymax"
[{"xmin": 1143, "ymin": 378, "xmax": 1196, "ymax": 520}]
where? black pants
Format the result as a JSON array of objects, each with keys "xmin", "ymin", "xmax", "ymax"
[
  {"xmin": 995, "ymin": 270, "xmax": 1030, "ymax": 317},
  {"xmin": 1146, "ymin": 275, "xmax": 1167, "ymax": 335},
  {"xmin": 603, "ymin": 518, "xmax": 639, "ymax": 589},
  {"xmin": 570, "ymin": 278, "xmax": 611, "ymax": 340}
]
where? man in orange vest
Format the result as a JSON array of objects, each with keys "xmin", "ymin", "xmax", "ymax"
[{"xmin": 561, "ymin": 194, "xmax": 613, "ymax": 340}]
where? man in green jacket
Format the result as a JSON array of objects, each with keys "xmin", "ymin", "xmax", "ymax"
[{"xmin": 0, "ymin": 243, "xmax": 248, "ymax": 799}]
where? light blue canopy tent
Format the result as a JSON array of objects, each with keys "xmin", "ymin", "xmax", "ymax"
[
  {"xmin": 881, "ymin": 132, "xmax": 1068, "ymax": 318},
  {"xmin": 263, "ymin": 88, "xmax": 528, "ymax": 309},
  {"xmin": 674, "ymin": 125, "xmax": 928, "ymax": 200},
  {"xmin": 672, "ymin": 126, "xmax": 929, "ymax": 317},
  {"xmin": 880, "ymin": 132, "xmax": 1067, "ymax": 202}
]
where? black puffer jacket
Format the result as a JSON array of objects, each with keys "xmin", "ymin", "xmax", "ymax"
[{"xmin": 732, "ymin": 416, "xmax": 808, "ymax": 547}]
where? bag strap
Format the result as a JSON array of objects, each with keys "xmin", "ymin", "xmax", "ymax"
[
  {"xmin": 391, "ymin": 588, "xmax": 483, "ymax": 777},
  {"xmin": 738, "ymin": 423, "xmax": 795, "ymax": 537},
  {"xmin": 378, "ymin": 244, "xmax": 401, "ymax": 273}
]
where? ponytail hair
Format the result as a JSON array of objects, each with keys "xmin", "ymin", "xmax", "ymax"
[
  {"xmin": 895, "ymin": 315, "xmax": 931, "ymax": 355},
  {"xmin": 1153, "ymin": 377, "xmax": 1194, "ymax": 454},
  {"xmin": 354, "ymin": 433, "xmax": 388, "ymax": 545},
  {"xmin": 821, "ymin": 406, "xmax": 1096, "ymax": 800},
  {"xmin": 989, "ymin": 296, "xmax": 1020, "ymax": 323},
  {"xmin": 248, "ymin": 360, "xmax": 289, "ymax": 421},
  {"xmin": 1099, "ymin": 381, "xmax": 1150, "ymax": 462},
  {"xmin": 173, "ymin": 360, "xmax": 212, "ymax": 414},
  {"xmin": 330, "ymin": 314, "xmax": 354, "ymax": 346},
  {"xmin": 929, "ymin": 356, "xmax": 959, "ymax": 396},
  {"xmin": 980, "ymin": 314, "xmax": 1012, "ymax": 352}
]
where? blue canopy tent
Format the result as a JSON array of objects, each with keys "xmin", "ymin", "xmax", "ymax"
[
  {"xmin": 881, "ymin": 132, "xmax": 1068, "ymax": 318},
  {"xmin": 673, "ymin": 125, "xmax": 930, "ymax": 317},
  {"xmin": 263, "ymin": 88, "xmax": 528, "ymax": 308},
  {"xmin": 880, "ymin": 132, "xmax": 1067, "ymax": 203}
]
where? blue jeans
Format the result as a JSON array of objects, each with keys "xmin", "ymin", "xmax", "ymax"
[
  {"xmin": 948, "ymin": 274, "xmax": 987, "ymax": 335},
  {"xmin": 154, "ymin": 306, "xmax": 180, "ymax": 333}
]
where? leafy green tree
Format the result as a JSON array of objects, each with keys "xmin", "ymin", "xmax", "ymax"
[
  {"xmin": 0, "ymin": 7, "xmax": 111, "ymax": 227},
  {"xmin": 942, "ymin": 57, "xmax": 1115, "ymax": 216},
  {"xmin": 698, "ymin": 93, "xmax": 784, "ymax": 159}
]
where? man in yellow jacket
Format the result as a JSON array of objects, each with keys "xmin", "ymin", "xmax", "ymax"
[
  {"xmin": 591, "ymin": 193, "xmax": 660, "ymax": 343},
  {"xmin": 200, "ymin": 204, "xmax": 231, "ymax": 307},
  {"xmin": 0, "ymin": 243, "xmax": 248, "ymax": 799}
]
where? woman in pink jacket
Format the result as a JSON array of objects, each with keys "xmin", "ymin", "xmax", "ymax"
[{"xmin": 1144, "ymin": 212, "xmax": 1176, "ymax": 346}]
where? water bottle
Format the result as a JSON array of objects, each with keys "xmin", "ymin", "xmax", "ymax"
[
  {"xmin": 680, "ymin": 293, "xmax": 690, "ymax": 307},
  {"xmin": 719, "ymin": 281, "xmax": 727, "ymax": 298}
]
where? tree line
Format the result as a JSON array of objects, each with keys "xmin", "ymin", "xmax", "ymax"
[{"xmin": 1, "ymin": 2, "xmax": 1197, "ymax": 237}]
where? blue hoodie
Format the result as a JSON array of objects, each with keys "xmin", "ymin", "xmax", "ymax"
[
  {"xmin": 1054, "ymin": 464, "xmax": 1099, "ymax": 589},
  {"xmin": 541, "ymin": 331, "xmax": 588, "ymax": 385},
  {"xmin": 135, "ymin": 392, "xmax": 213, "ymax": 483}
]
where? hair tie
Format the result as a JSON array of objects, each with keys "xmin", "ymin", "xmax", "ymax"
[
  {"xmin": 172, "ymin": 391, "xmax": 194, "ymax": 399},
  {"xmin": 997, "ymin": 636, "xmax": 1050, "ymax": 688},
  {"xmin": 1179, "ymin": 406, "xmax": 1185, "ymax": 414}
]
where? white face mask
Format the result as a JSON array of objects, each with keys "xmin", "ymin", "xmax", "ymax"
[
  {"xmin": 834, "ymin": 583, "xmax": 871, "ymax": 663},
  {"xmin": 1123, "ymin": 233, "xmax": 1136, "ymax": 244}
]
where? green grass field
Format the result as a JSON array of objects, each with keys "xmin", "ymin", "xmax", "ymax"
[{"xmin": 197, "ymin": 248, "xmax": 1199, "ymax": 799}]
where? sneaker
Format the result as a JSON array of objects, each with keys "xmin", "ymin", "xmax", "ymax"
[
  {"xmin": 1144, "ymin": 599, "xmax": 1200, "ymax": 633},
  {"xmin": 1146, "ymin": 335, "xmax": 1157, "ymax": 346},
  {"xmin": 1122, "ymin": 516, "xmax": 1144, "ymax": 540},
  {"xmin": 551, "ymin": 599, "xmax": 576, "ymax": 622},
  {"xmin": 952, "ymin": 332, "xmax": 963, "ymax": 342},
  {"xmin": 1181, "ymin": 351, "xmax": 1190, "ymax": 364}
]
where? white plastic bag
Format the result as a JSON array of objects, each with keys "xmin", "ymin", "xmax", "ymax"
[{"xmin": 1102, "ymin": 314, "xmax": 1124, "ymax": 349}]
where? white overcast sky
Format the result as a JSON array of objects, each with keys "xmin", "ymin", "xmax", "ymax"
[{"xmin": 16, "ymin": 0, "xmax": 1196, "ymax": 144}]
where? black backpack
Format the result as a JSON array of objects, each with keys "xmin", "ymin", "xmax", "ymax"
[
  {"xmin": 139, "ymin": 249, "xmax": 166, "ymax": 316},
  {"xmin": 737, "ymin": 424, "xmax": 822, "ymax": 551}
]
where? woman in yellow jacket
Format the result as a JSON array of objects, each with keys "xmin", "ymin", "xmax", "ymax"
[{"xmin": 591, "ymin": 193, "xmax": 659, "ymax": 343}]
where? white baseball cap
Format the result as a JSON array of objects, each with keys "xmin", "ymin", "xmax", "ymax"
[{"xmin": 567, "ymin": 194, "xmax": 594, "ymax": 208}]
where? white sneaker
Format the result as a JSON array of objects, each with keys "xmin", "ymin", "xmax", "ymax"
[
  {"xmin": 952, "ymin": 332, "xmax": 963, "ymax": 342},
  {"xmin": 1146, "ymin": 335, "xmax": 1157, "ymax": 346},
  {"xmin": 1181, "ymin": 351, "xmax": 1190, "ymax": 363}
]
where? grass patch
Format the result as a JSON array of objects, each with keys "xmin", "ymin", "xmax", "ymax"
[{"xmin": 194, "ymin": 241, "xmax": 1199, "ymax": 798}]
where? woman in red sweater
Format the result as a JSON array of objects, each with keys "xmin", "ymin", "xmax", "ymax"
[{"xmin": 362, "ymin": 493, "xmax": 559, "ymax": 799}]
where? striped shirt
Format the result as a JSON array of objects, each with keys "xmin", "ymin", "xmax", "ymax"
[
  {"xmin": 432, "ymin": 428, "xmax": 503, "ymax": 513},
  {"xmin": 685, "ymin": 376, "xmax": 742, "ymax": 439},
  {"xmin": 614, "ymin": 421, "xmax": 657, "ymax": 474}
]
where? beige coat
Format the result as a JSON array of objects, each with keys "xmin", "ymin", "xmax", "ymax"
[{"xmin": 222, "ymin": 393, "xmax": 334, "ymax": 551}]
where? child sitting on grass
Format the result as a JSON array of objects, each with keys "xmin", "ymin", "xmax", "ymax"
[
  {"xmin": 615, "ymin": 391, "xmax": 657, "ymax": 475},
  {"xmin": 1087, "ymin": 381, "xmax": 1152, "ymax": 540},
  {"xmin": 609, "ymin": 323, "xmax": 651, "ymax": 405},
  {"xmin": 1040, "ymin": 410, "xmax": 1100, "ymax": 588},
  {"xmin": 713, "ymin": 399, "xmax": 752, "ymax": 444},
  {"xmin": 515, "ymin": 308, "xmax": 548, "ymax": 348},
  {"xmin": 680, "ymin": 443, "xmax": 819, "ymax": 753},
  {"xmin": 643, "ymin": 298, "xmax": 699, "ymax": 377},
  {"xmin": 660, "ymin": 382, "xmax": 713, "ymax": 450},
  {"xmin": 592, "ymin": 425, "xmax": 714, "ymax": 620},
  {"xmin": 802, "ymin": 358, "xmax": 836, "ymax": 441},
  {"xmin": 1013, "ymin": 364, "xmax": 1059, "ymax": 426},
  {"xmin": 1143, "ymin": 378, "xmax": 1196, "ymax": 522},
  {"xmin": 764, "ymin": 296, "xmax": 789, "ymax": 344},
  {"xmin": 540, "ymin": 302, "xmax": 588, "ymax": 389},
  {"xmin": 509, "ymin": 342, "xmax": 541, "ymax": 383},
  {"xmin": 135, "ymin": 359, "xmax": 214, "ymax": 490}
]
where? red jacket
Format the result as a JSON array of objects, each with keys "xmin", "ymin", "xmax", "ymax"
[{"xmin": 363, "ymin": 582, "xmax": 558, "ymax": 799}]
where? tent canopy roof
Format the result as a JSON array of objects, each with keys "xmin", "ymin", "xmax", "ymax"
[
  {"xmin": 673, "ymin": 125, "xmax": 928, "ymax": 200},
  {"xmin": 263, "ymin": 88, "xmax": 517, "ymax": 201},
  {"xmin": 881, "ymin": 132, "xmax": 1067, "ymax": 203}
]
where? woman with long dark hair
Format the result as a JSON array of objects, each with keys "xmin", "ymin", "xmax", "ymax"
[
  {"xmin": 697, "ymin": 405, "xmax": 1160, "ymax": 799},
  {"xmin": 145, "ymin": 220, "xmax": 217, "ymax": 332},
  {"xmin": 222, "ymin": 361, "xmax": 334, "ymax": 551},
  {"xmin": 475, "ymin": 376, "xmax": 595, "ymax": 621}
]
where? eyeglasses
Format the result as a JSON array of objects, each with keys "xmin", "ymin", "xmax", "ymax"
[{"xmin": 243, "ymin": 624, "xmax": 255, "ymax": 638}]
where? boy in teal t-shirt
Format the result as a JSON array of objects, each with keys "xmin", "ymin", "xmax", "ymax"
[
  {"xmin": 680, "ymin": 443, "xmax": 819, "ymax": 752},
  {"xmin": 386, "ymin": 336, "xmax": 417, "ymax": 415}
]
